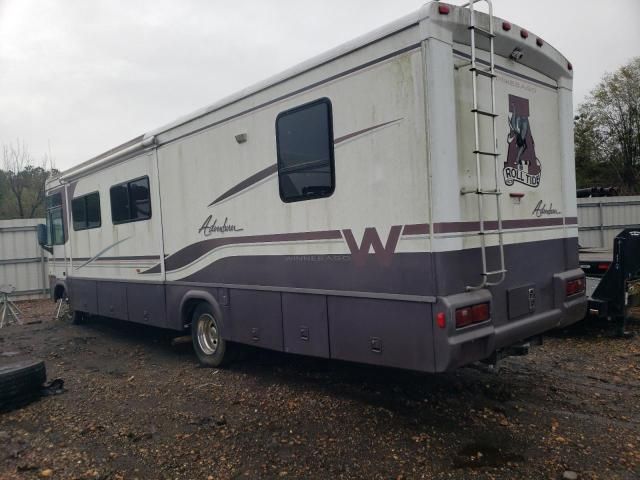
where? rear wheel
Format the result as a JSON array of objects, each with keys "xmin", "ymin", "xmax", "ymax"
[{"xmin": 191, "ymin": 303, "xmax": 228, "ymax": 367}]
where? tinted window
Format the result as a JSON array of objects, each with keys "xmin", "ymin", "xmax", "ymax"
[
  {"xmin": 110, "ymin": 176, "xmax": 151, "ymax": 224},
  {"xmin": 72, "ymin": 192, "xmax": 101, "ymax": 231},
  {"xmin": 46, "ymin": 192, "xmax": 64, "ymax": 245},
  {"xmin": 72, "ymin": 197, "xmax": 87, "ymax": 231},
  {"xmin": 276, "ymin": 98, "xmax": 335, "ymax": 202},
  {"xmin": 129, "ymin": 178, "xmax": 151, "ymax": 220},
  {"xmin": 86, "ymin": 193, "xmax": 101, "ymax": 229},
  {"xmin": 48, "ymin": 207, "xmax": 64, "ymax": 245},
  {"xmin": 110, "ymin": 184, "xmax": 130, "ymax": 223},
  {"xmin": 47, "ymin": 193, "xmax": 62, "ymax": 209}
]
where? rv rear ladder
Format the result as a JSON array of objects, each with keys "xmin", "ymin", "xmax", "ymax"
[{"xmin": 462, "ymin": 0, "xmax": 507, "ymax": 291}]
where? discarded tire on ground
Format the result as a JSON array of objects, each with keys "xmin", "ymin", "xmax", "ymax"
[{"xmin": 0, "ymin": 360, "xmax": 46, "ymax": 411}]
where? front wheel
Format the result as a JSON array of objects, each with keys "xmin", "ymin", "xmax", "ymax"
[{"xmin": 191, "ymin": 304, "xmax": 229, "ymax": 367}]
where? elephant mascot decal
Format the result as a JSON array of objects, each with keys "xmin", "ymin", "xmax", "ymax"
[{"xmin": 503, "ymin": 94, "xmax": 542, "ymax": 188}]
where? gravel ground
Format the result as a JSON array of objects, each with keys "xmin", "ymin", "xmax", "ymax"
[{"xmin": 0, "ymin": 300, "xmax": 639, "ymax": 480}]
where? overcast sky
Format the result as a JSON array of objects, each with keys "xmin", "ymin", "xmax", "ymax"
[{"xmin": 1, "ymin": 0, "xmax": 638, "ymax": 171}]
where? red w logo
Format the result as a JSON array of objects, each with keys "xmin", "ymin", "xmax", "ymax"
[{"xmin": 342, "ymin": 226, "xmax": 402, "ymax": 267}]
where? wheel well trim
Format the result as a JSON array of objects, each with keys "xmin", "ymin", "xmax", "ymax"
[{"xmin": 178, "ymin": 290, "xmax": 228, "ymax": 338}]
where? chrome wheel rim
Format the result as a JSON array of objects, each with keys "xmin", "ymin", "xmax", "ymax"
[{"xmin": 196, "ymin": 313, "xmax": 219, "ymax": 355}]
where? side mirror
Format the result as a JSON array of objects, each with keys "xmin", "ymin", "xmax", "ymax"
[{"xmin": 37, "ymin": 224, "xmax": 53, "ymax": 254}]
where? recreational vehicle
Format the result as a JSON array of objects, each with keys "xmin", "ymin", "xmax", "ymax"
[{"xmin": 40, "ymin": 1, "xmax": 587, "ymax": 372}]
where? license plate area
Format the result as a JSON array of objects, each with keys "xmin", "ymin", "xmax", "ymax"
[{"xmin": 507, "ymin": 284, "xmax": 536, "ymax": 320}]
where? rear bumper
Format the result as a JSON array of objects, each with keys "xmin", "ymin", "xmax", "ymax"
[{"xmin": 432, "ymin": 268, "xmax": 587, "ymax": 372}]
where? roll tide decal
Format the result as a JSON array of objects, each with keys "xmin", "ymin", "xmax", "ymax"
[{"xmin": 504, "ymin": 95, "xmax": 542, "ymax": 188}]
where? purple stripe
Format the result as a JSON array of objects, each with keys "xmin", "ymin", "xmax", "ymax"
[
  {"xmin": 434, "ymin": 217, "xmax": 567, "ymax": 233},
  {"xmin": 143, "ymin": 229, "xmax": 343, "ymax": 274},
  {"xmin": 73, "ymin": 255, "xmax": 160, "ymax": 261},
  {"xmin": 141, "ymin": 217, "xmax": 573, "ymax": 274},
  {"xmin": 402, "ymin": 223, "xmax": 430, "ymax": 235}
]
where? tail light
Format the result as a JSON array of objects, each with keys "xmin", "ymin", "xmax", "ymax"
[
  {"xmin": 455, "ymin": 302, "xmax": 490, "ymax": 328},
  {"xmin": 438, "ymin": 4, "xmax": 450, "ymax": 14},
  {"xmin": 566, "ymin": 277, "xmax": 586, "ymax": 297},
  {"xmin": 502, "ymin": 21, "xmax": 512, "ymax": 31},
  {"xmin": 598, "ymin": 263, "xmax": 610, "ymax": 272}
]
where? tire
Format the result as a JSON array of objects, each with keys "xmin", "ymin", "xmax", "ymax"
[
  {"xmin": 0, "ymin": 360, "xmax": 46, "ymax": 412},
  {"xmin": 191, "ymin": 303, "xmax": 229, "ymax": 367}
]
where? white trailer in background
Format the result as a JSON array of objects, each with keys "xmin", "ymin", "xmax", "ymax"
[{"xmin": 41, "ymin": 1, "xmax": 586, "ymax": 371}]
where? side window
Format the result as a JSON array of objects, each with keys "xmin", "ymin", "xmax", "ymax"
[
  {"xmin": 46, "ymin": 193, "xmax": 64, "ymax": 245},
  {"xmin": 276, "ymin": 98, "xmax": 335, "ymax": 202},
  {"xmin": 110, "ymin": 176, "xmax": 152, "ymax": 224},
  {"xmin": 72, "ymin": 192, "xmax": 101, "ymax": 231}
]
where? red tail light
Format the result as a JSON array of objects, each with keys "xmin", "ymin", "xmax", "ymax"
[
  {"xmin": 436, "ymin": 312, "xmax": 446, "ymax": 329},
  {"xmin": 502, "ymin": 21, "xmax": 512, "ymax": 31},
  {"xmin": 438, "ymin": 4, "xmax": 450, "ymax": 14},
  {"xmin": 471, "ymin": 303, "xmax": 490, "ymax": 323},
  {"xmin": 566, "ymin": 277, "xmax": 586, "ymax": 297},
  {"xmin": 598, "ymin": 263, "xmax": 610, "ymax": 271},
  {"xmin": 455, "ymin": 307, "xmax": 472, "ymax": 328},
  {"xmin": 455, "ymin": 303, "xmax": 490, "ymax": 328}
]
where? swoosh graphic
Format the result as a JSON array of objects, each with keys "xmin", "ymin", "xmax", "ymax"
[
  {"xmin": 141, "ymin": 230, "xmax": 343, "ymax": 274},
  {"xmin": 74, "ymin": 236, "xmax": 132, "ymax": 270},
  {"xmin": 208, "ymin": 118, "xmax": 403, "ymax": 207}
]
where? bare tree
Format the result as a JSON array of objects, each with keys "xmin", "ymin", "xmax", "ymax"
[{"xmin": 2, "ymin": 140, "xmax": 53, "ymax": 219}]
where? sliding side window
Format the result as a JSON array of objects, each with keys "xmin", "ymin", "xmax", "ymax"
[
  {"xmin": 110, "ymin": 176, "xmax": 151, "ymax": 224},
  {"xmin": 276, "ymin": 98, "xmax": 335, "ymax": 203},
  {"xmin": 72, "ymin": 192, "xmax": 101, "ymax": 231}
]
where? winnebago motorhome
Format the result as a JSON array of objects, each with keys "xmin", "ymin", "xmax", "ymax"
[{"xmin": 40, "ymin": 1, "xmax": 587, "ymax": 371}]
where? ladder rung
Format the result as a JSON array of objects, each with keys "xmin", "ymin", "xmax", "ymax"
[
  {"xmin": 468, "ymin": 25, "xmax": 495, "ymax": 38},
  {"xmin": 470, "ymin": 67, "xmax": 497, "ymax": 79},
  {"xmin": 482, "ymin": 270, "xmax": 507, "ymax": 276},
  {"xmin": 471, "ymin": 108, "xmax": 498, "ymax": 118},
  {"xmin": 473, "ymin": 150, "xmax": 500, "ymax": 157}
]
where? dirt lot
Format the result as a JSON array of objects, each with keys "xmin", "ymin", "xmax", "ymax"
[{"xmin": 1, "ymin": 300, "xmax": 639, "ymax": 480}]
